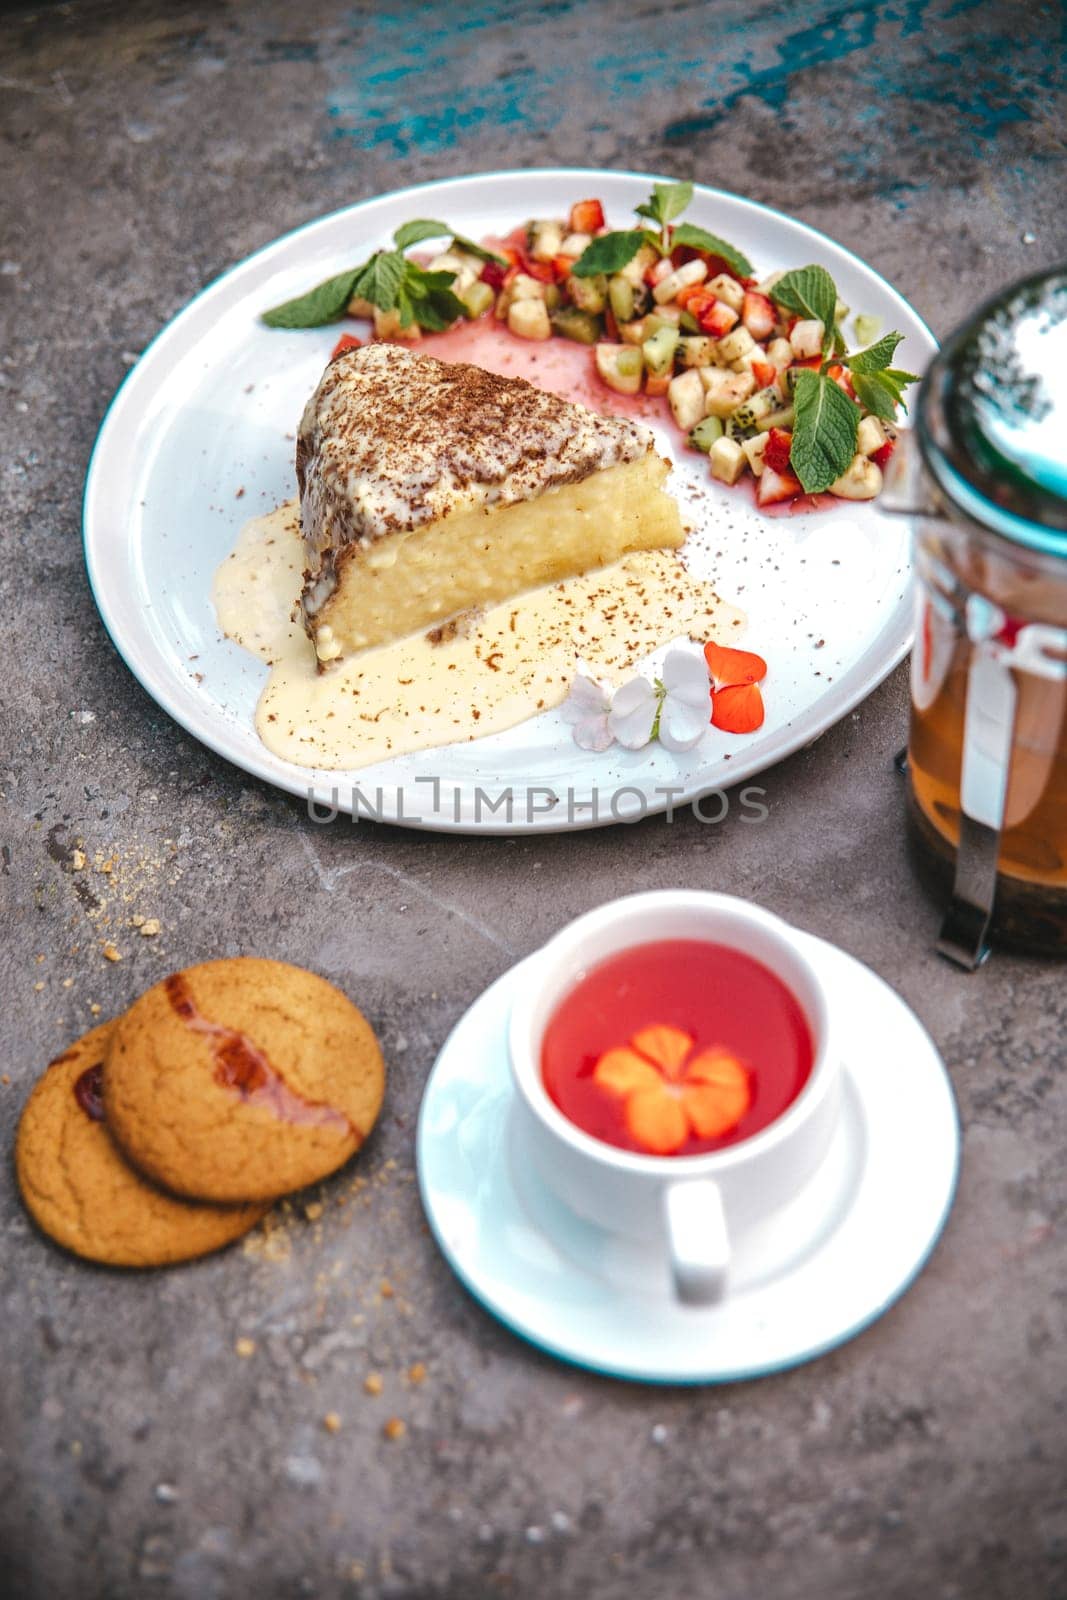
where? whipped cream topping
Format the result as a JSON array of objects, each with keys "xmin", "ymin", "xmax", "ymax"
[{"xmin": 296, "ymin": 343, "xmax": 657, "ymax": 613}]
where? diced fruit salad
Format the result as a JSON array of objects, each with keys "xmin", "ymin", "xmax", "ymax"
[{"xmin": 263, "ymin": 181, "xmax": 918, "ymax": 511}]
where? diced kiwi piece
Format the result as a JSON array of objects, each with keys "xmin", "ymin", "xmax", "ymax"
[
  {"xmin": 551, "ymin": 307, "xmax": 602, "ymax": 345},
  {"xmin": 568, "ymin": 273, "xmax": 608, "ymax": 313},
  {"xmin": 543, "ymin": 283, "xmax": 562, "ymax": 311},
  {"xmin": 608, "ymin": 275, "xmax": 635, "ymax": 324},
  {"xmin": 460, "ymin": 280, "xmax": 495, "ymax": 320},
  {"xmin": 756, "ymin": 404, "xmax": 795, "ymax": 433},
  {"xmin": 729, "ymin": 387, "xmax": 781, "ymax": 435},
  {"xmin": 689, "ymin": 415, "xmax": 724, "ymax": 453},
  {"xmin": 678, "ymin": 310, "xmax": 701, "ymax": 334},
  {"xmin": 642, "ymin": 324, "xmax": 680, "ymax": 377}
]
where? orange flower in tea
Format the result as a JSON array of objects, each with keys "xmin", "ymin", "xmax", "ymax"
[
  {"xmin": 593, "ymin": 1025, "xmax": 750, "ymax": 1155},
  {"xmin": 541, "ymin": 940, "xmax": 813, "ymax": 1158}
]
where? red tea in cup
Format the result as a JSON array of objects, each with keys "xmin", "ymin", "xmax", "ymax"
[{"xmin": 541, "ymin": 939, "xmax": 814, "ymax": 1158}]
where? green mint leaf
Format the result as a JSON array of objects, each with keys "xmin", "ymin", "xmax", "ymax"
[
  {"xmin": 450, "ymin": 232, "xmax": 508, "ymax": 266},
  {"xmin": 261, "ymin": 267, "xmax": 362, "ymax": 328},
  {"xmin": 790, "ymin": 370, "xmax": 860, "ymax": 492},
  {"xmin": 392, "ymin": 218, "xmax": 453, "ymax": 251},
  {"xmin": 670, "ymin": 224, "xmax": 752, "ymax": 278},
  {"xmin": 571, "ymin": 230, "xmax": 645, "ymax": 277},
  {"xmin": 771, "ymin": 265, "xmax": 838, "ymax": 332},
  {"xmin": 351, "ymin": 250, "xmax": 408, "ymax": 312},
  {"xmin": 635, "ymin": 180, "xmax": 693, "ymax": 228},
  {"xmin": 847, "ymin": 331, "xmax": 905, "ymax": 374},
  {"xmin": 851, "ymin": 372, "xmax": 896, "ymax": 421},
  {"xmin": 399, "ymin": 263, "xmax": 465, "ymax": 331},
  {"xmin": 851, "ymin": 366, "xmax": 920, "ymax": 419}
]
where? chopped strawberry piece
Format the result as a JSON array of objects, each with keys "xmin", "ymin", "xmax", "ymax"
[
  {"xmin": 711, "ymin": 683, "xmax": 765, "ymax": 734},
  {"xmin": 517, "ymin": 253, "xmax": 556, "ymax": 283},
  {"xmin": 872, "ymin": 438, "xmax": 897, "ymax": 469},
  {"xmin": 742, "ymin": 290, "xmax": 776, "ymax": 341},
  {"xmin": 551, "ymin": 254, "xmax": 577, "ymax": 281},
  {"xmin": 791, "ymin": 354, "xmax": 823, "ymax": 370},
  {"xmin": 645, "ymin": 257, "xmax": 675, "ymax": 288},
  {"xmin": 569, "ymin": 198, "xmax": 605, "ymax": 234},
  {"xmin": 603, "ymin": 304, "xmax": 620, "ymax": 343},
  {"xmin": 826, "ymin": 362, "xmax": 856, "ymax": 398},
  {"xmin": 751, "ymin": 359, "xmax": 778, "ymax": 390},
  {"xmin": 703, "ymin": 640, "xmax": 768, "ymax": 690},
  {"xmin": 329, "ymin": 332, "xmax": 362, "ymax": 360},
  {"xmin": 698, "ymin": 300, "xmax": 739, "ymax": 338},
  {"xmin": 479, "ymin": 258, "xmax": 509, "ymax": 290},
  {"xmin": 757, "ymin": 466, "xmax": 804, "ymax": 506},
  {"xmin": 762, "ymin": 428, "xmax": 794, "ymax": 476},
  {"xmin": 675, "ymin": 283, "xmax": 709, "ymax": 312}
]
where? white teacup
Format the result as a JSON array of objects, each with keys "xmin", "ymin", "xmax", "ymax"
[{"xmin": 508, "ymin": 890, "xmax": 840, "ymax": 1305}]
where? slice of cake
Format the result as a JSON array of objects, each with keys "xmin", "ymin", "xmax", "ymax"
[{"xmin": 296, "ymin": 343, "xmax": 684, "ymax": 664}]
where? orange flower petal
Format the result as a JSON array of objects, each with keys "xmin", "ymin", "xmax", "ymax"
[
  {"xmin": 625, "ymin": 1087, "xmax": 689, "ymax": 1154},
  {"xmin": 630, "ymin": 1023, "xmax": 693, "ymax": 1079},
  {"xmin": 682, "ymin": 1083, "xmax": 750, "ymax": 1139},
  {"xmin": 711, "ymin": 682, "xmax": 765, "ymax": 734},
  {"xmin": 703, "ymin": 639, "xmax": 768, "ymax": 690},
  {"xmin": 682, "ymin": 1049, "xmax": 751, "ymax": 1138},
  {"xmin": 593, "ymin": 1047, "xmax": 663, "ymax": 1097}
]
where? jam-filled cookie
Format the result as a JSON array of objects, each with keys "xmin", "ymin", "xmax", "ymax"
[
  {"xmin": 15, "ymin": 1022, "xmax": 270, "ymax": 1267},
  {"xmin": 104, "ymin": 958, "xmax": 385, "ymax": 1202}
]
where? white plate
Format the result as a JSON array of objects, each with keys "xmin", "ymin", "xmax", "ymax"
[
  {"xmin": 83, "ymin": 169, "xmax": 935, "ymax": 834},
  {"xmin": 416, "ymin": 934, "xmax": 958, "ymax": 1383}
]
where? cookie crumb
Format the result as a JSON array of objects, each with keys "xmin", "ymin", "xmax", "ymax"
[
  {"xmin": 382, "ymin": 1417, "xmax": 405, "ymax": 1441},
  {"xmin": 34, "ymin": 981, "xmax": 45, "ymax": 993},
  {"xmin": 407, "ymin": 1363, "xmax": 427, "ymax": 1386},
  {"xmin": 380, "ymin": 1278, "xmax": 395, "ymax": 1299},
  {"xmin": 363, "ymin": 1373, "xmax": 383, "ymax": 1396},
  {"xmin": 131, "ymin": 914, "xmax": 145, "ymax": 927},
  {"xmin": 323, "ymin": 1411, "xmax": 342, "ymax": 1434},
  {"xmin": 140, "ymin": 919, "xmax": 161, "ymax": 937},
  {"xmin": 102, "ymin": 944, "xmax": 122, "ymax": 963},
  {"xmin": 62, "ymin": 978, "xmax": 73, "ymax": 989},
  {"xmin": 234, "ymin": 1337, "xmax": 257, "ymax": 1359},
  {"xmin": 89, "ymin": 1003, "xmax": 102, "ymax": 1016},
  {"xmin": 304, "ymin": 1201, "xmax": 324, "ymax": 1222},
  {"xmin": 1, "ymin": 1074, "xmax": 10, "ymax": 1086},
  {"xmin": 71, "ymin": 849, "xmax": 87, "ymax": 871}
]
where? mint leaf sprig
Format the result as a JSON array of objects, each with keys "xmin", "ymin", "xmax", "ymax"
[
  {"xmin": 767, "ymin": 268, "xmax": 920, "ymax": 491},
  {"xmin": 572, "ymin": 180, "xmax": 751, "ymax": 280},
  {"xmin": 847, "ymin": 332, "xmax": 920, "ymax": 420},
  {"xmin": 261, "ymin": 217, "xmax": 495, "ymax": 329}
]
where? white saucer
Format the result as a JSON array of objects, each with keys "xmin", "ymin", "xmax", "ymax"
[{"xmin": 416, "ymin": 935, "xmax": 959, "ymax": 1384}]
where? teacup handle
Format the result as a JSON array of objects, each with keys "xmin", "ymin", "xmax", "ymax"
[{"xmin": 663, "ymin": 1179, "xmax": 730, "ymax": 1305}]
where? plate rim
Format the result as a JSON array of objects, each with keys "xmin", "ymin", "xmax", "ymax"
[
  {"xmin": 83, "ymin": 167, "xmax": 937, "ymax": 835},
  {"xmin": 415, "ymin": 935, "xmax": 960, "ymax": 1384}
]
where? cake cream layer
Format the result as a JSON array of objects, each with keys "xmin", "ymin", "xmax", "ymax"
[{"xmin": 295, "ymin": 343, "xmax": 683, "ymax": 662}]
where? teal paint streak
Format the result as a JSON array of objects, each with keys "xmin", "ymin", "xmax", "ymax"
[{"xmin": 325, "ymin": 0, "xmax": 1060, "ymax": 169}]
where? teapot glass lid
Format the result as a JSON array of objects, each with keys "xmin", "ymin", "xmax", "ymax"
[{"xmin": 919, "ymin": 266, "xmax": 1067, "ymax": 557}]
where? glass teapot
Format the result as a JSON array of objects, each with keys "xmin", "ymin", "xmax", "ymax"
[{"xmin": 890, "ymin": 265, "xmax": 1067, "ymax": 966}]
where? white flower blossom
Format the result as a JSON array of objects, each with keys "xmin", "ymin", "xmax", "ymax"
[
  {"xmin": 606, "ymin": 674, "xmax": 660, "ymax": 749},
  {"xmin": 564, "ymin": 649, "xmax": 712, "ymax": 755},
  {"xmin": 656, "ymin": 648, "xmax": 712, "ymax": 752},
  {"xmin": 560, "ymin": 671, "xmax": 614, "ymax": 752}
]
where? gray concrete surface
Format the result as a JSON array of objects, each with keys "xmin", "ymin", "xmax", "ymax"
[{"xmin": 2, "ymin": 2, "xmax": 1065, "ymax": 1597}]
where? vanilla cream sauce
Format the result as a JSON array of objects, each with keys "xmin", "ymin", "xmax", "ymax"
[{"xmin": 212, "ymin": 499, "xmax": 742, "ymax": 772}]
